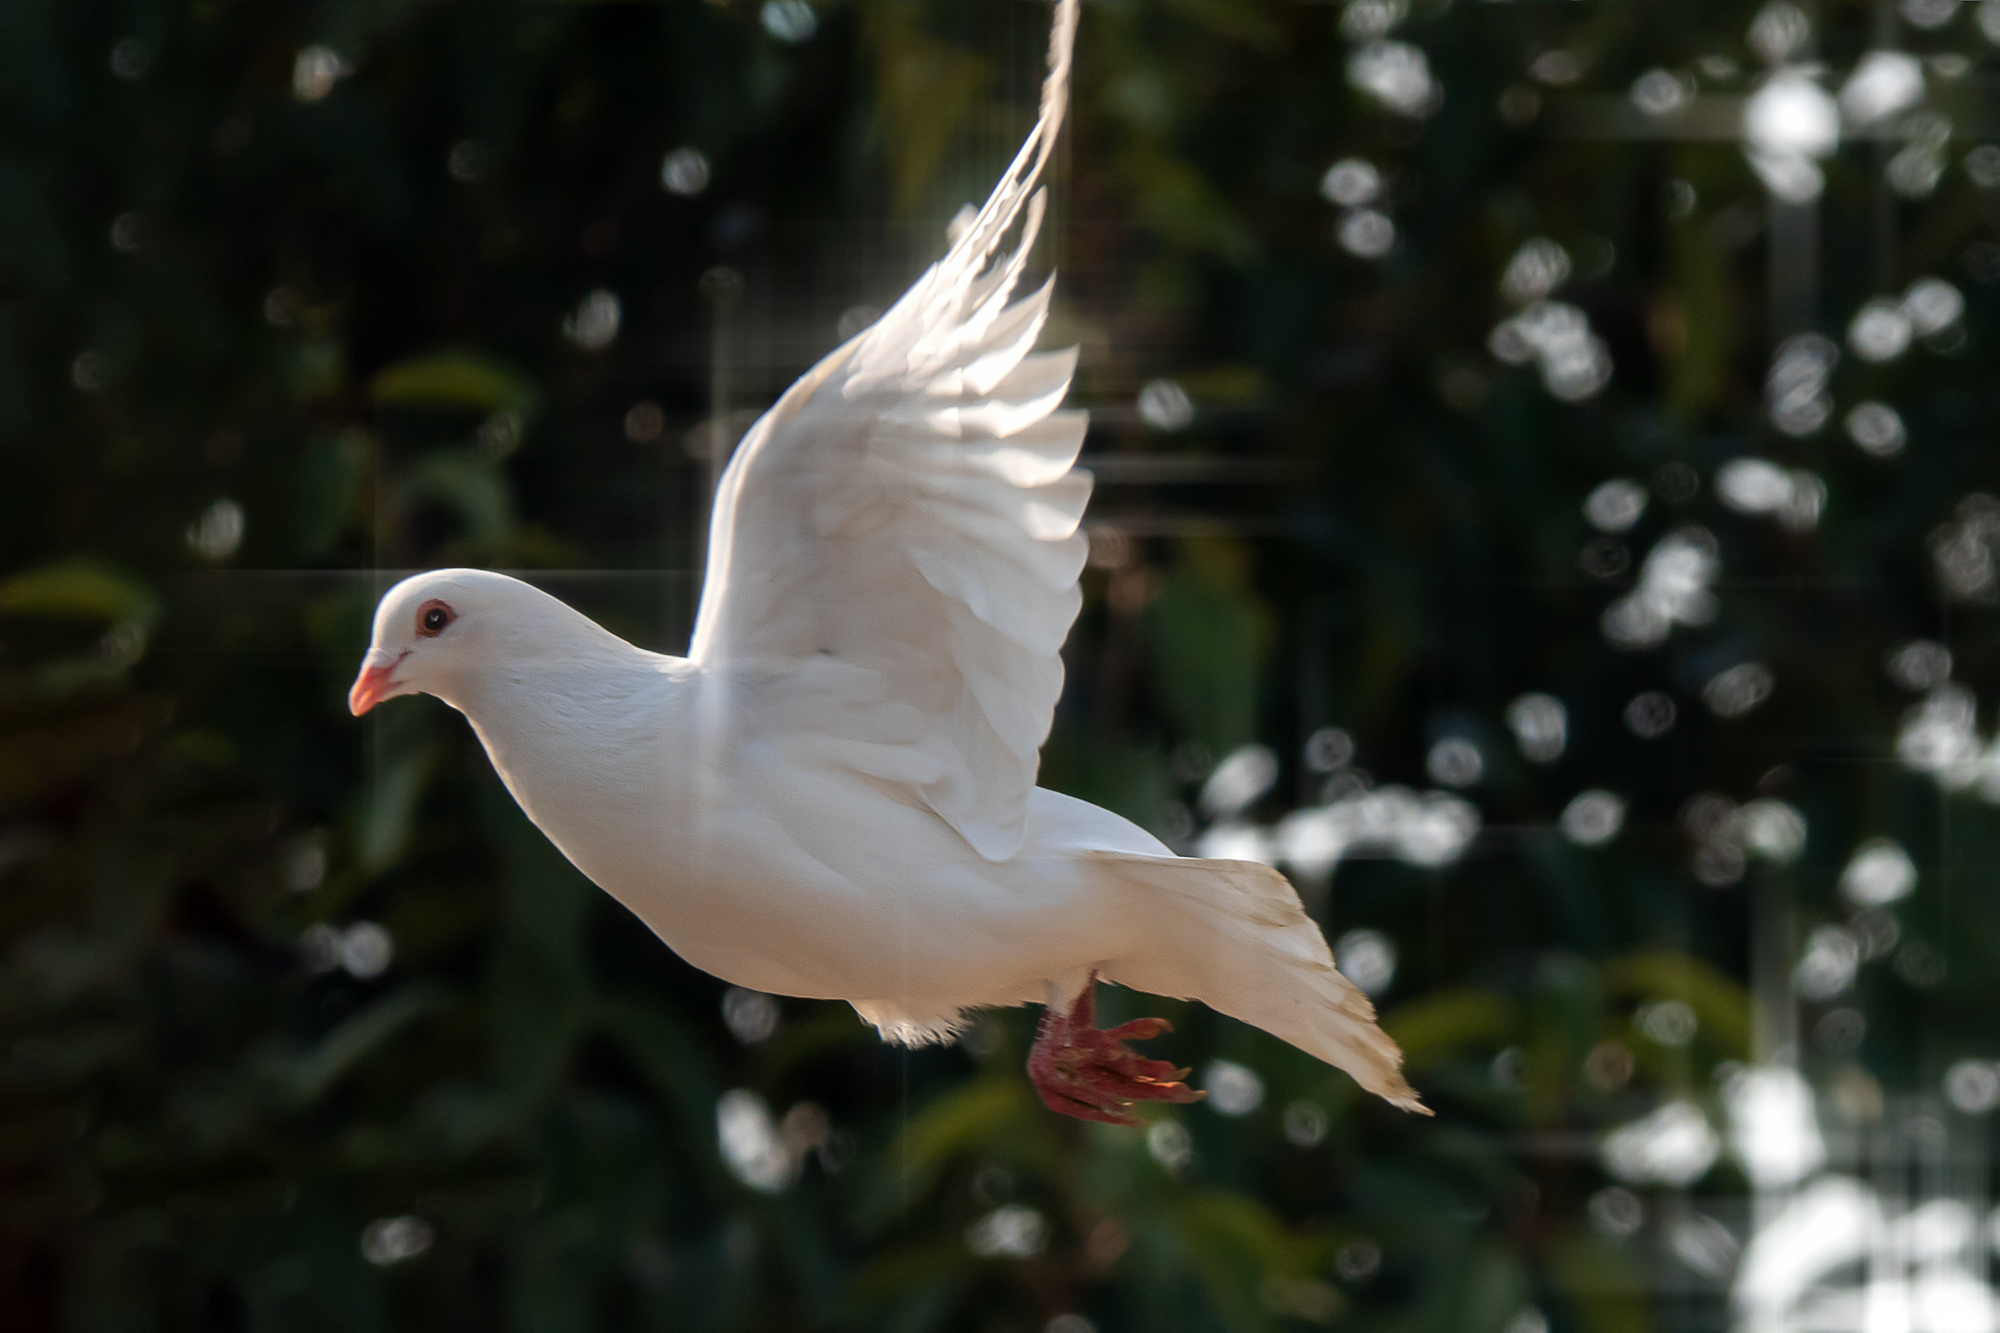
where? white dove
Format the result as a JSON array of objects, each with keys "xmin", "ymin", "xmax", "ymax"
[{"xmin": 348, "ymin": 0, "xmax": 1423, "ymax": 1124}]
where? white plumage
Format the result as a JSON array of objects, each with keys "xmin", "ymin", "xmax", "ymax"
[{"xmin": 350, "ymin": 0, "xmax": 1422, "ymax": 1119}]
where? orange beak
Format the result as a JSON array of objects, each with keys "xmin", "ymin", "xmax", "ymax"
[{"xmin": 348, "ymin": 648, "xmax": 408, "ymax": 716}]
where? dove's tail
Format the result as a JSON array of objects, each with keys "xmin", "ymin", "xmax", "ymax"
[{"xmin": 1088, "ymin": 851, "xmax": 1428, "ymax": 1113}]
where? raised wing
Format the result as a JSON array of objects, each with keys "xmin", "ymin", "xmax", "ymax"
[{"xmin": 688, "ymin": 0, "xmax": 1085, "ymax": 863}]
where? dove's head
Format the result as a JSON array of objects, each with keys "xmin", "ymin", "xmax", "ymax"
[{"xmin": 348, "ymin": 568, "xmax": 591, "ymax": 715}]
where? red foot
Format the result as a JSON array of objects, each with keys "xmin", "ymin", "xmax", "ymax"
[{"xmin": 1027, "ymin": 973, "xmax": 1204, "ymax": 1125}]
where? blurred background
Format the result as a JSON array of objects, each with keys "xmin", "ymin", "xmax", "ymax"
[{"xmin": 6, "ymin": 0, "xmax": 2000, "ymax": 1329}]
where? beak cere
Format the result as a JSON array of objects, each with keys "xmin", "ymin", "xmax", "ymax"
[{"xmin": 348, "ymin": 648, "xmax": 408, "ymax": 716}]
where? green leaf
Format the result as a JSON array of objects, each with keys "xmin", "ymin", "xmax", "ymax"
[
  {"xmin": 1546, "ymin": 1230, "xmax": 1653, "ymax": 1333},
  {"xmin": 354, "ymin": 736, "xmax": 438, "ymax": 873},
  {"xmin": 883, "ymin": 1074, "xmax": 1039, "ymax": 1188},
  {"xmin": 1384, "ymin": 989, "xmax": 1519, "ymax": 1067},
  {"xmin": 1602, "ymin": 950, "xmax": 1753, "ymax": 1059},
  {"xmin": 398, "ymin": 453, "xmax": 514, "ymax": 543},
  {"xmin": 279, "ymin": 983, "xmax": 449, "ymax": 1104},
  {"xmin": 0, "ymin": 561, "xmax": 159, "ymax": 626},
  {"xmin": 1144, "ymin": 537, "xmax": 1272, "ymax": 753},
  {"xmin": 296, "ymin": 430, "xmax": 370, "ymax": 557},
  {"xmin": 368, "ymin": 347, "xmax": 538, "ymax": 416}
]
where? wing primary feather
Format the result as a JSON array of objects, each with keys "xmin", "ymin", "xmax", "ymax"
[
  {"xmin": 963, "ymin": 278, "xmax": 1056, "ymax": 395},
  {"xmin": 942, "ymin": 1, "xmax": 1077, "ymax": 286}
]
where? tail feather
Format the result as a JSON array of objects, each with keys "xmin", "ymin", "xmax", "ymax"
[{"xmin": 1087, "ymin": 851, "xmax": 1428, "ymax": 1113}]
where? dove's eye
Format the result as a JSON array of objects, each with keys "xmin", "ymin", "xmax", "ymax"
[{"xmin": 416, "ymin": 600, "xmax": 455, "ymax": 637}]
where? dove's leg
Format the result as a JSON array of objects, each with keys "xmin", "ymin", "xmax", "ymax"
[{"xmin": 1026, "ymin": 971, "xmax": 1203, "ymax": 1125}]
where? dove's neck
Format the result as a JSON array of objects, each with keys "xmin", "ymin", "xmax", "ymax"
[{"xmin": 454, "ymin": 629, "xmax": 704, "ymax": 890}]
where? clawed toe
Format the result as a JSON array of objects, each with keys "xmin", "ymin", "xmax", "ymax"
[
  {"xmin": 1026, "ymin": 974, "xmax": 1206, "ymax": 1125},
  {"xmin": 1097, "ymin": 1016, "xmax": 1171, "ymax": 1043},
  {"xmin": 1037, "ymin": 1085, "xmax": 1147, "ymax": 1125}
]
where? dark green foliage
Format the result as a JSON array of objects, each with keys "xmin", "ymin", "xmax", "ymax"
[{"xmin": 4, "ymin": 1, "xmax": 1999, "ymax": 1330}]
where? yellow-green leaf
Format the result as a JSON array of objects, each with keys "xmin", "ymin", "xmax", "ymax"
[
  {"xmin": 368, "ymin": 347, "xmax": 538, "ymax": 416},
  {"xmin": 0, "ymin": 561, "xmax": 159, "ymax": 625}
]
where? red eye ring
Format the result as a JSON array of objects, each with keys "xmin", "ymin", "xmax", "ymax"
[{"xmin": 416, "ymin": 599, "xmax": 455, "ymax": 637}]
